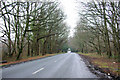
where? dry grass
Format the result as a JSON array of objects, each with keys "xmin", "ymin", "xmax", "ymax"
[
  {"xmin": 0, "ymin": 54, "xmax": 57, "ymax": 67},
  {"xmin": 78, "ymin": 52, "xmax": 120, "ymax": 76}
]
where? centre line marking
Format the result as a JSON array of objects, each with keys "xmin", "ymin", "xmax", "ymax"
[
  {"xmin": 32, "ymin": 68, "xmax": 44, "ymax": 74},
  {"xmin": 54, "ymin": 61, "xmax": 57, "ymax": 62}
]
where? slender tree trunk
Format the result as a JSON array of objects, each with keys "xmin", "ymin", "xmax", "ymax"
[
  {"xmin": 103, "ymin": 2, "xmax": 112, "ymax": 58},
  {"xmin": 27, "ymin": 38, "xmax": 30, "ymax": 56},
  {"xmin": 42, "ymin": 40, "xmax": 47, "ymax": 56},
  {"xmin": 98, "ymin": 35, "xmax": 101, "ymax": 55}
]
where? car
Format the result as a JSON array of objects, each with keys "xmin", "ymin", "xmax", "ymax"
[{"xmin": 67, "ymin": 48, "xmax": 71, "ymax": 53}]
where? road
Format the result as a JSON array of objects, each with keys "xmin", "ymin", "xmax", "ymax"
[{"xmin": 2, "ymin": 53, "xmax": 97, "ymax": 78}]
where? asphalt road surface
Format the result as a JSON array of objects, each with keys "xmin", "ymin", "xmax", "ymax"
[{"xmin": 2, "ymin": 53, "xmax": 97, "ymax": 78}]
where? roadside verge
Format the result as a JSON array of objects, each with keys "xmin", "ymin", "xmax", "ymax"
[
  {"xmin": 78, "ymin": 53, "xmax": 120, "ymax": 80},
  {"xmin": 0, "ymin": 54, "xmax": 58, "ymax": 68}
]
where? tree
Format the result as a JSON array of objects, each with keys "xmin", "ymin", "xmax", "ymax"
[
  {"xmin": 0, "ymin": 0, "xmax": 69, "ymax": 60},
  {"xmin": 71, "ymin": 0, "xmax": 120, "ymax": 61}
]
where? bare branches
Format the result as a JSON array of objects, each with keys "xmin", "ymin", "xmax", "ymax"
[
  {"xmin": 71, "ymin": 1, "xmax": 120, "ymax": 61},
  {"xmin": 0, "ymin": 0, "xmax": 68, "ymax": 60}
]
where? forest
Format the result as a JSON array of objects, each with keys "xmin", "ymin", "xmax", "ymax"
[
  {"xmin": 0, "ymin": 0, "xmax": 69, "ymax": 60},
  {"xmin": 69, "ymin": 1, "xmax": 120, "ymax": 62},
  {"xmin": 0, "ymin": 0, "xmax": 120, "ymax": 62}
]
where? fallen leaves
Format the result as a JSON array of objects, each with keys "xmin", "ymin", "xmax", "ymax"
[
  {"xmin": 0, "ymin": 54, "xmax": 56, "ymax": 67},
  {"xmin": 79, "ymin": 53, "xmax": 120, "ymax": 77}
]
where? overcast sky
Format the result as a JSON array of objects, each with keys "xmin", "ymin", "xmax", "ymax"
[
  {"xmin": 58, "ymin": 0, "xmax": 92, "ymax": 37},
  {"xmin": 59, "ymin": 0, "xmax": 80, "ymax": 37}
]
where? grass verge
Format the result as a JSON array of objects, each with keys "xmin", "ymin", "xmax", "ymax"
[
  {"xmin": 0, "ymin": 53, "xmax": 62, "ymax": 67},
  {"xmin": 78, "ymin": 52, "xmax": 120, "ymax": 77}
]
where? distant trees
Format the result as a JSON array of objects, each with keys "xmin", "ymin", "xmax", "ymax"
[
  {"xmin": 0, "ymin": 0, "xmax": 69, "ymax": 60},
  {"xmin": 70, "ymin": 1, "xmax": 120, "ymax": 61}
]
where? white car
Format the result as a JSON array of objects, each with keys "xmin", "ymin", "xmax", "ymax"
[
  {"xmin": 67, "ymin": 48, "xmax": 71, "ymax": 53},
  {"xmin": 67, "ymin": 50, "xmax": 71, "ymax": 53}
]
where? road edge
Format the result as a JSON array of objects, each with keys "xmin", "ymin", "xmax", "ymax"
[
  {"xmin": 1, "ymin": 54, "xmax": 59, "ymax": 68},
  {"xmin": 78, "ymin": 53, "xmax": 119, "ymax": 80}
]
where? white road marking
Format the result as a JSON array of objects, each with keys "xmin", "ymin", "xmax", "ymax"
[
  {"xmin": 32, "ymin": 68, "xmax": 44, "ymax": 74},
  {"xmin": 54, "ymin": 61, "xmax": 57, "ymax": 62}
]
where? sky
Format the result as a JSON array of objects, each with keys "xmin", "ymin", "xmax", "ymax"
[
  {"xmin": 58, "ymin": 0, "xmax": 91, "ymax": 37},
  {"xmin": 58, "ymin": 0, "xmax": 80, "ymax": 37}
]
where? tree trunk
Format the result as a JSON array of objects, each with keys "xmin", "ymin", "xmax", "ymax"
[
  {"xmin": 27, "ymin": 38, "xmax": 30, "ymax": 56},
  {"xmin": 103, "ymin": 2, "xmax": 112, "ymax": 58}
]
